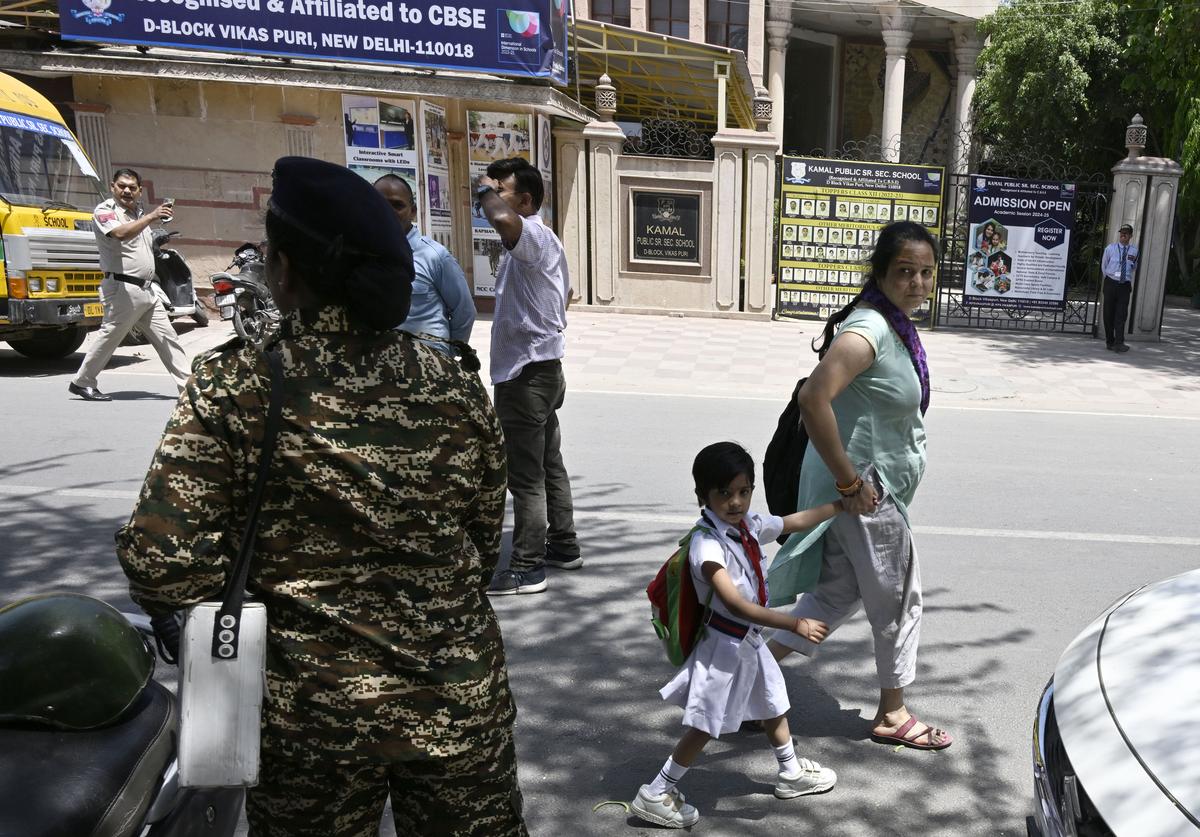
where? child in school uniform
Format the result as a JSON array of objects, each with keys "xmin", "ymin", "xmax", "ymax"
[{"xmin": 631, "ymin": 441, "xmax": 843, "ymax": 829}]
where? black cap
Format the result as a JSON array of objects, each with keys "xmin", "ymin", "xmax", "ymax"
[
  {"xmin": 268, "ymin": 156, "xmax": 413, "ymax": 330},
  {"xmin": 1118, "ymin": 224, "xmax": 1133, "ymax": 234}
]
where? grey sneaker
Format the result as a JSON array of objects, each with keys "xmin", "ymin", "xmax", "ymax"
[
  {"xmin": 486, "ymin": 567, "xmax": 548, "ymax": 596},
  {"xmin": 774, "ymin": 758, "xmax": 837, "ymax": 799},
  {"xmin": 630, "ymin": 785, "xmax": 699, "ymax": 828}
]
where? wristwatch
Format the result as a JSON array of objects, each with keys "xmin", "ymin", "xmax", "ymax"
[{"xmin": 476, "ymin": 184, "xmax": 495, "ymax": 199}]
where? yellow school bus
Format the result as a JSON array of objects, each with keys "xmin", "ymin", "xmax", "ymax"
[{"xmin": 0, "ymin": 72, "xmax": 106, "ymax": 358}]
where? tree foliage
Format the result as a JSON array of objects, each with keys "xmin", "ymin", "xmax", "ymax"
[{"xmin": 974, "ymin": 0, "xmax": 1200, "ymax": 290}]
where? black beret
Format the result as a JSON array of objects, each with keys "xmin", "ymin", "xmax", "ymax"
[
  {"xmin": 268, "ymin": 156, "xmax": 414, "ymax": 330},
  {"xmin": 268, "ymin": 156, "xmax": 409, "ymax": 263}
]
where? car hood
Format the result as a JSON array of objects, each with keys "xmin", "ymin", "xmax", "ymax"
[{"xmin": 1054, "ymin": 566, "xmax": 1200, "ymax": 835}]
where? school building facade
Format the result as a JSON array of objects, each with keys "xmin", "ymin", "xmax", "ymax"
[{"xmin": 0, "ymin": 0, "xmax": 993, "ymax": 318}]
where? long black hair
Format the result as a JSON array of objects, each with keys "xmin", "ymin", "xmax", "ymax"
[{"xmin": 812, "ymin": 220, "xmax": 940, "ymax": 358}]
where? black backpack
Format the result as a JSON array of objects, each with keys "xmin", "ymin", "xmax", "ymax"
[{"xmin": 763, "ymin": 378, "xmax": 809, "ymax": 544}]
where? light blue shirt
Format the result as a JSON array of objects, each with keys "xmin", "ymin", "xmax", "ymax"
[
  {"xmin": 1102, "ymin": 240, "xmax": 1138, "ymax": 283},
  {"xmin": 398, "ymin": 225, "xmax": 475, "ymax": 344},
  {"xmin": 489, "ymin": 214, "xmax": 570, "ymax": 385}
]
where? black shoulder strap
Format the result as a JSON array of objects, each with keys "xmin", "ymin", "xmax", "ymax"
[{"xmin": 210, "ymin": 347, "xmax": 285, "ymax": 660}]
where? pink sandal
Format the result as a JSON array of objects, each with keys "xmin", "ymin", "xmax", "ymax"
[{"xmin": 871, "ymin": 716, "xmax": 953, "ymax": 751}]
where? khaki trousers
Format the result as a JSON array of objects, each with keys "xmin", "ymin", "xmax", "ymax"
[{"xmin": 72, "ymin": 274, "xmax": 190, "ymax": 391}]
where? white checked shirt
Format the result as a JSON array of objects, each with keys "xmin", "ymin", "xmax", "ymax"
[{"xmin": 489, "ymin": 213, "xmax": 571, "ymax": 385}]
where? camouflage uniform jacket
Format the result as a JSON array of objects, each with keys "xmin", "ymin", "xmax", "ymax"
[{"xmin": 116, "ymin": 305, "xmax": 514, "ymax": 765}]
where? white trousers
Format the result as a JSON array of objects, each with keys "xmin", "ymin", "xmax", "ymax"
[
  {"xmin": 73, "ymin": 275, "xmax": 190, "ymax": 391},
  {"xmin": 773, "ymin": 493, "xmax": 922, "ymax": 690}
]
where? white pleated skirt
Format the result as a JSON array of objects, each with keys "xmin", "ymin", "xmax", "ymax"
[{"xmin": 659, "ymin": 628, "xmax": 790, "ymax": 738}]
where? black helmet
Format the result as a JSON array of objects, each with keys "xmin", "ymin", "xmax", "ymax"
[{"xmin": 0, "ymin": 594, "xmax": 154, "ymax": 730}]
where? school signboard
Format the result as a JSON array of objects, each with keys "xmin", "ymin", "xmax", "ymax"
[
  {"xmin": 630, "ymin": 190, "xmax": 701, "ymax": 264},
  {"xmin": 57, "ymin": 0, "xmax": 570, "ymax": 84},
  {"xmin": 775, "ymin": 156, "xmax": 944, "ymax": 325},
  {"xmin": 963, "ymin": 175, "xmax": 1076, "ymax": 311}
]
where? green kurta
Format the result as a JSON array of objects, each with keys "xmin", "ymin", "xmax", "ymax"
[{"xmin": 767, "ymin": 306, "xmax": 927, "ymax": 606}]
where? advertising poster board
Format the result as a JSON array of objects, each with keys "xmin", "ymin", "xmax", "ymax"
[
  {"xmin": 419, "ymin": 101, "xmax": 452, "ymax": 240},
  {"xmin": 776, "ymin": 156, "xmax": 944, "ymax": 325},
  {"xmin": 58, "ymin": 0, "xmax": 570, "ymax": 85},
  {"xmin": 963, "ymin": 175, "xmax": 1076, "ymax": 311},
  {"xmin": 468, "ymin": 109, "xmax": 532, "ymax": 296},
  {"xmin": 342, "ymin": 94, "xmax": 418, "ymax": 194}
]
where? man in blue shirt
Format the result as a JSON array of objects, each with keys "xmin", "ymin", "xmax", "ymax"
[
  {"xmin": 374, "ymin": 174, "xmax": 475, "ymax": 345},
  {"xmin": 1100, "ymin": 223, "xmax": 1138, "ymax": 353}
]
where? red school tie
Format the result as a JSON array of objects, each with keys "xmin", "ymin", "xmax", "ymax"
[{"xmin": 737, "ymin": 521, "xmax": 768, "ymax": 606}]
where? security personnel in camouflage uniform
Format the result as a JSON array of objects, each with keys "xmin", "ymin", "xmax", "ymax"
[{"xmin": 116, "ymin": 156, "xmax": 526, "ymax": 837}]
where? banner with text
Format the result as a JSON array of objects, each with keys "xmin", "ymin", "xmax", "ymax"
[
  {"xmin": 775, "ymin": 156, "xmax": 944, "ymax": 325},
  {"xmin": 343, "ymin": 94, "xmax": 418, "ymax": 210},
  {"xmin": 58, "ymin": 0, "xmax": 569, "ymax": 84},
  {"xmin": 963, "ymin": 175, "xmax": 1076, "ymax": 311}
]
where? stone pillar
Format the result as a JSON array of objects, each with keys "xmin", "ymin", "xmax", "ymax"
[
  {"xmin": 1106, "ymin": 115, "xmax": 1183, "ymax": 342},
  {"xmin": 709, "ymin": 131, "xmax": 747, "ymax": 310},
  {"xmin": 583, "ymin": 74, "xmax": 626, "ymax": 305},
  {"xmin": 555, "ymin": 126, "xmax": 588, "ymax": 305},
  {"xmin": 747, "ymin": 0, "xmax": 766, "ymax": 85},
  {"xmin": 950, "ymin": 23, "xmax": 982, "ymax": 175},
  {"xmin": 744, "ymin": 100, "xmax": 779, "ymax": 314},
  {"xmin": 765, "ymin": 6, "xmax": 792, "ymax": 150},
  {"xmin": 879, "ymin": 3, "xmax": 914, "ymax": 163}
]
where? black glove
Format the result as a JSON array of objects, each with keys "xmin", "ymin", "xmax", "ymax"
[{"xmin": 150, "ymin": 612, "xmax": 182, "ymax": 665}]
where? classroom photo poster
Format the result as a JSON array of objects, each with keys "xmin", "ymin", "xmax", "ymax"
[
  {"xmin": 468, "ymin": 111, "xmax": 532, "ymax": 164},
  {"xmin": 472, "ymin": 229, "xmax": 503, "ymax": 297},
  {"xmin": 420, "ymin": 101, "xmax": 452, "ymax": 237},
  {"xmin": 963, "ymin": 176, "xmax": 1076, "ymax": 311},
  {"xmin": 343, "ymin": 94, "xmax": 419, "ymax": 176}
]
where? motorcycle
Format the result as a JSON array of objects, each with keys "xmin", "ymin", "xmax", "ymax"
[
  {"xmin": 0, "ymin": 594, "xmax": 242, "ymax": 837},
  {"xmin": 211, "ymin": 242, "xmax": 278, "ymax": 344}
]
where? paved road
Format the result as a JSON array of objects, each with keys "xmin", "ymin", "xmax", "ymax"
[{"xmin": 3, "ymin": 309, "xmax": 1199, "ymax": 835}]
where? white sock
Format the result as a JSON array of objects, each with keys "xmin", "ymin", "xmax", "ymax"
[
  {"xmin": 774, "ymin": 740, "xmax": 801, "ymax": 777},
  {"xmin": 647, "ymin": 756, "xmax": 688, "ymax": 797}
]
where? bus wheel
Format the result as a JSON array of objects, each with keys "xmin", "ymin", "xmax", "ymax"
[{"xmin": 6, "ymin": 326, "xmax": 87, "ymax": 359}]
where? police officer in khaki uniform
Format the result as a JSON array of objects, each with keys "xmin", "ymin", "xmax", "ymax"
[
  {"xmin": 116, "ymin": 157, "xmax": 527, "ymax": 836},
  {"xmin": 69, "ymin": 168, "xmax": 190, "ymax": 401}
]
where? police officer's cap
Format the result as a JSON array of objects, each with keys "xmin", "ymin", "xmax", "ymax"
[
  {"xmin": 1118, "ymin": 223, "xmax": 1133, "ymax": 234},
  {"xmin": 268, "ymin": 156, "xmax": 414, "ymax": 329}
]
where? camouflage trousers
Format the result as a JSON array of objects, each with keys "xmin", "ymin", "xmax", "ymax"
[{"xmin": 246, "ymin": 727, "xmax": 526, "ymax": 837}]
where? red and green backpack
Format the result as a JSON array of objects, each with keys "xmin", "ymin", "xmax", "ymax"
[{"xmin": 646, "ymin": 526, "xmax": 714, "ymax": 666}]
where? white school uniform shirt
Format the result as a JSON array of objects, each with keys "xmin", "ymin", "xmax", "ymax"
[{"xmin": 659, "ymin": 509, "xmax": 791, "ymax": 738}]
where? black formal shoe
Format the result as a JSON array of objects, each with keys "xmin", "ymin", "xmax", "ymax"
[
  {"xmin": 68, "ymin": 383, "xmax": 112, "ymax": 402},
  {"xmin": 1114, "ymin": 344, "xmax": 1130, "ymax": 353},
  {"xmin": 1106, "ymin": 343, "xmax": 1115, "ymax": 351}
]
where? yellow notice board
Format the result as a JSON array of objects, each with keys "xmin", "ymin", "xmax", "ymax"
[{"xmin": 776, "ymin": 157, "xmax": 945, "ymax": 325}]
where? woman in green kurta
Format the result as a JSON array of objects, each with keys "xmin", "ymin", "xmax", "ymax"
[{"xmin": 767, "ymin": 221, "xmax": 952, "ymax": 751}]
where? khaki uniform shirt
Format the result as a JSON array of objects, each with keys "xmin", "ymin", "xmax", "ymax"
[
  {"xmin": 117, "ymin": 306, "xmax": 513, "ymax": 764},
  {"xmin": 94, "ymin": 198, "xmax": 155, "ymax": 280}
]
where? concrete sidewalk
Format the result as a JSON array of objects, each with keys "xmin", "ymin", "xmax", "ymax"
[
  {"xmin": 131, "ymin": 301, "xmax": 1200, "ymax": 420},
  {"xmin": 483, "ymin": 303, "xmax": 1200, "ymax": 419}
]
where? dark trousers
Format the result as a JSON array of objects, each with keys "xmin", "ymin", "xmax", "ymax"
[
  {"xmin": 1103, "ymin": 277, "xmax": 1132, "ymax": 347},
  {"xmin": 493, "ymin": 359, "xmax": 578, "ymax": 571}
]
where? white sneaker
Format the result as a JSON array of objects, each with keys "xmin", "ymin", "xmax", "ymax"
[
  {"xmin": 630, "ymin": 785, "xmax": 700, "ymax": 828},
  {"xmin": 774, "ymin": 758, "xmax": 837, "ymax": 799}
]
